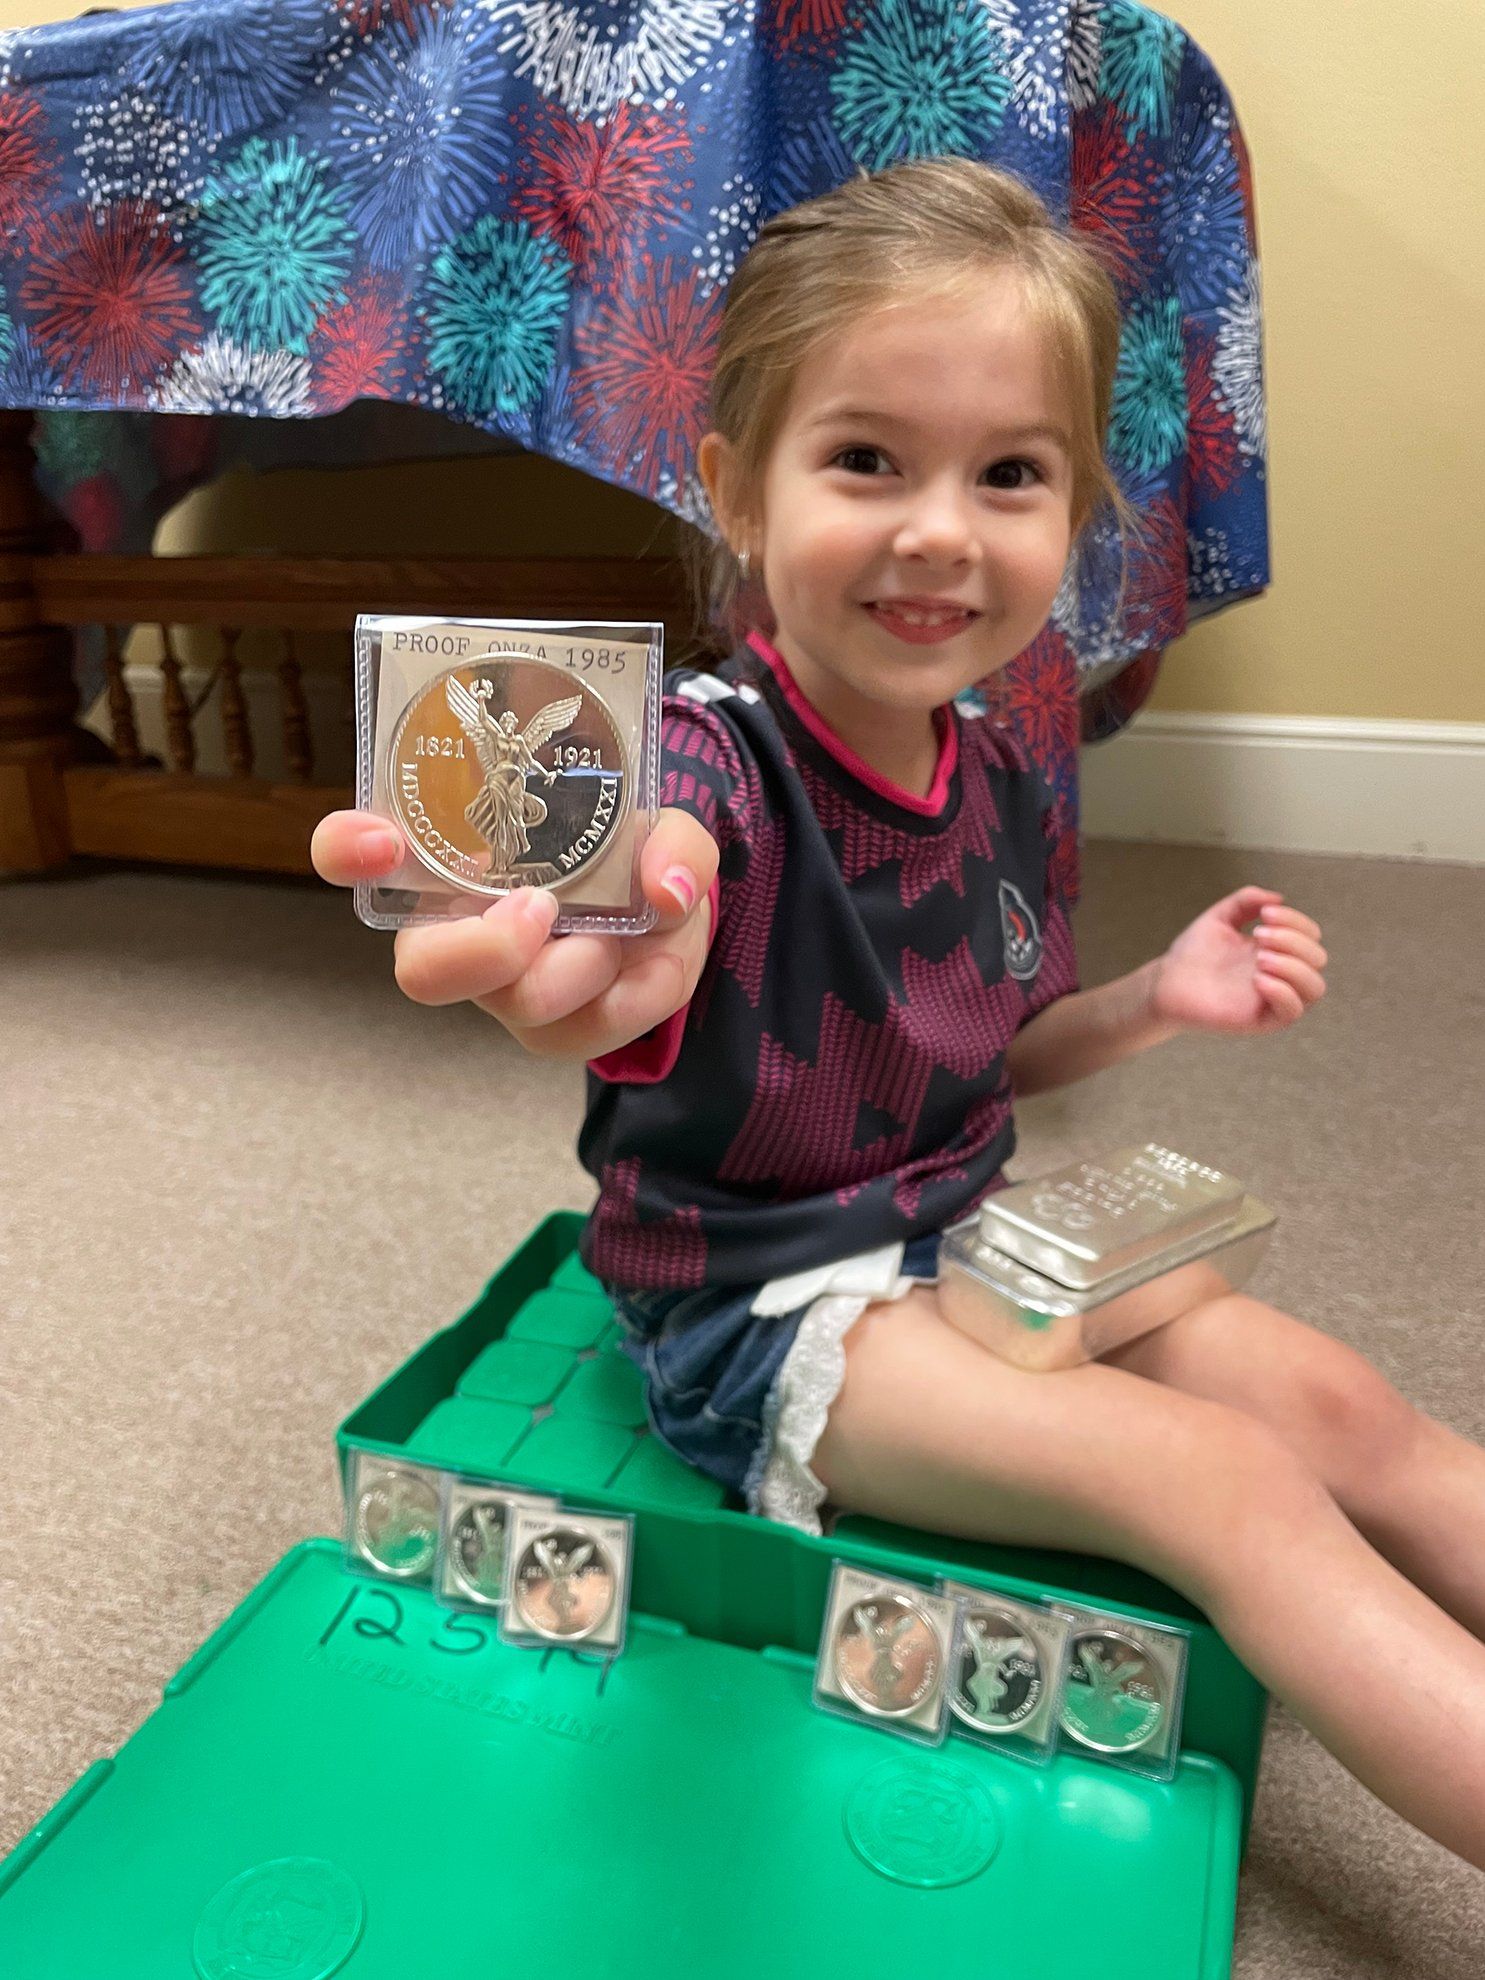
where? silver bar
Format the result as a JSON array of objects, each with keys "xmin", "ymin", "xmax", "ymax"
[
  {"xmin": 977, "ymin": 1143, "xmax": 1247, "ymax": 1290},
  {"xmin": 940, "ymin": 1194, "xmax": 1276, "ymax": 1372}
]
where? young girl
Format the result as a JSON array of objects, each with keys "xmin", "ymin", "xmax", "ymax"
[{"xmin": 315, "ymin": 159, "xmax": 1485, "ymax": 1870}]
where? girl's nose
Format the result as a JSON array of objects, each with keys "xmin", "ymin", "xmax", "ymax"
[{"xmin": 893, "ymin": 483, "xmax": 978, "ymax": 564}]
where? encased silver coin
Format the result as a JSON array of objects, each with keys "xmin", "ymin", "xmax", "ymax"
[
  {"xmin": 1060, "ymin": 1624, "xmax": 1167, "ymax": 1753},
  {"xmin": 353, "ymin": 1465, "xmax": 439, "ymax": 1579},
  {"xmin": 950, "ymin": 1604, "xmax": 1044, "ymax": 1733},
  {"xmin": 512, "ymin": 1524, "xmax": 616, "ymax": 1641},
  {"xmin": 833, "ymin": 1594, "xmax": 942, "ymax": 1720},
  {"xmin": 449, "ymin": 1497, "xmax": 514, "ymax": 1603},
  {"xmin": 387, "ymin": 655, "xmax": 630, "ymax": 896}
]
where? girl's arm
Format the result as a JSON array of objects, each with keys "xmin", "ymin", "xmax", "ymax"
[
  {"xmin": 1007, "ymin": 887, "xmax": 1328, "ymax": 1099},
  {"xmin": 1006, "ymin": 960, "xmax": 1177, "ymax": 1097}
]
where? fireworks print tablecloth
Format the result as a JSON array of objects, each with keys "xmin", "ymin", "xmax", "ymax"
[{"xmin": 0, "ymin": 0, "xmax": 1270, "ymax": 792}]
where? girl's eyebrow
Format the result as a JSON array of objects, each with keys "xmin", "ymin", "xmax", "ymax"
[{"xmin": 806, "ymin": 407, "xmax": 1069, "ymax": 451}]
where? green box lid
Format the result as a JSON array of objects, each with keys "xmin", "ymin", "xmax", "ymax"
[{"xmin": 0, "ymin": 1542, "xmax": 1242, "ymax": 1978}]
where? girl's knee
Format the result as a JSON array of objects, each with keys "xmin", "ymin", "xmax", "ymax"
[
  {"xmin": 1260, "ymin": 1309, "xmax": 1421, "ymax": 1496},
  {"xmin": 1140, "ymin": 1406, "xmax": 1335, "ymax": 1612}
]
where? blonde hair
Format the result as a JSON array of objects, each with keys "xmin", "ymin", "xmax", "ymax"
[{"xmin": 687, "ymin": 155, "xmax": 1140, "ymax": 650}]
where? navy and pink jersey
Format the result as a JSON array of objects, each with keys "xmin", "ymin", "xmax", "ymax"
[{"xmin": 577, "ymin": 632, "xmax": 1080, "ymax": 1291}]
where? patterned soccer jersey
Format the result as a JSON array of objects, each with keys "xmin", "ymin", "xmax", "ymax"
[{"xmin": 578, "ymin": 633, "xmax": 1080, "ymax": 1290}]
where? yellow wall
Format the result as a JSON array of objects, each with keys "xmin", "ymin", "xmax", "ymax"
[
  {"xmin": 1148, "ymin": 0, "xmax": 1484, "ymax": 722},
  {"xmin": 4, "ymin": 0, "xmax": 1481, "ymax": 720}
]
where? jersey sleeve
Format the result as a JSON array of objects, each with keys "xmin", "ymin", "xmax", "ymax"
[
  {"xmin": 1019, "ymin": 778, "xmax": 1081, "ymax": 1024},
  {"xmin": 587, "ymin": 685, "xmax": 756, "ymax": 1084}
]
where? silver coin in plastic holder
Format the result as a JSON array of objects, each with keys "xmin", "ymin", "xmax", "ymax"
[
  {"xmin": 511, "ymin": 1524, "xmax": 618, "ymax": 1643},
  {"xmin": 1059, "ymin": 1623, "xmax": 1169, "ymax": 1754},
  {"xmin": 951, "ymin": 1603, "xmax": 1045, "ymax": 1734},
  {"xmin": 448, "ymin": 1496, "xmax": 519, "ymax": 1605},
  {"xmin": 351, "ymin": 1459, "xmax": 440, "ymax": 1581},
  {"xmin": 833, "ymin": 1593, "xmax": 944, "ymax": 1720}
]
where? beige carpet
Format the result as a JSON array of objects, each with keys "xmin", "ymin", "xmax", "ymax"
[{"xmin": 3, "ymin": 840, "xmax": 1483, "ymax": 1972}]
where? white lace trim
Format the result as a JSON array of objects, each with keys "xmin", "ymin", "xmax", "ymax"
[{"xmin": 748, "ymin": 1291, "xmax": 875, "ymax": 1534}]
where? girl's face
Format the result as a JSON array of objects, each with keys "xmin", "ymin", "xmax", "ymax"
[{"xmin": 705, "ymin": 271, "xmax": 1077, "ymax": 731}]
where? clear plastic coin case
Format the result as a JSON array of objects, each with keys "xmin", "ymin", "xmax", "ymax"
[
  {"xmin": 939, "ymin": 1579, "xmax": 1073, "ymax": 1766},
  {"xmin": 434, "ymin": 1477, "xmax": 558, "ymax": 1616},
  {"xmin": 813, "ymin": 1563, "xmax": 961, "ymax": 1747},
  {"xmin": 354, "ymin": 613, "xmax": 663, "ymax": 935},
  {"xmin": 499, "ymin": 1505, "xmax": 635, "ymax": 1656},
  {"xmin": 341, "ymin": 1450, "xmax": 444, "ymax": 1589},
  {"xmin": 1047, "ymin": 1600, "xmax": 1190, "ymax": 1782}
]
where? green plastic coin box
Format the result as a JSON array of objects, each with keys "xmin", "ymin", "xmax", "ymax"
[
  {"xmin": 502, "ymin": 1412, "xmax": 641, "ymax": 1494},
  {"xmin": 404, "ymin": 1396, "xmax": 532, "ymax": 1472},
  {"xmin": 508, "ymin": 1287, "xmax": 614, "ymax": 1350},
  {"xmin": 458, "ymin": 1335, "xmax": 574, "ymax": 1407},
  {"xmin": 0, "ymin": 1210, "xmax": 1270, "ymax": 1978},
  {"xmin": 550, "ymin": 1347, "xmax": 649, "ymax": 1428},
  {"xmin": 0, "ymin": 1543, "xmax": 1243, "ymax": 1979}
]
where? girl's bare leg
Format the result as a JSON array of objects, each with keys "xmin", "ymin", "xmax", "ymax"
[
  {"xmin": 1102, "ymin": 1294, "xmax": 1485, "ymax": 1641},
  {"xmin": 813, "ymin": 1287, "xmax": 1485, "ymax": 1871}
]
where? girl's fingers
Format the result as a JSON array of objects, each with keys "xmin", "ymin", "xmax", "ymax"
[
  {"xmin": 512, "ymin": 945, "xmax": 694, "ymax": 1060},
  {"xmin": 1253, "ymin": 947, "xmax": 1326, "ymax": 1006},
  {"xmin": 1251, "ymin": 924, "xmax": 1327, "ymax": 972},
  {"xmin": 311, "ymin": 809, "xmax": 404, "ymax": 886},
  {"xmin": 1257, "ymin": 903, "xmax": 1322, "ymax": 943},
  {"xmin": 475, "ymin": 929, "xmax": 624, "ymax": 1029},
  {"xmin": 393, "ymin": 890, "xmax": 559, "ymax": 1006},
  {"xmin": 1254, "ymin": 968, "xmax": 1305, "ymax": 1024},
  {"xmin": 1218, "ymin": 886, "xmax": 1285, "ymax": 925},
  {"xmin": 639, "ymin": 808, "xmax": 721, "ymax": 924},
  {"xmin": 510, "ymin": 895, "xmax": 715, "ymax": 1058}
]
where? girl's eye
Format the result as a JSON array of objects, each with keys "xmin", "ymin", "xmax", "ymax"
[
  {"xmin": 831, "ymin": 446, "xmax": 890, "ymax": 475},
  {"xmin": 984, "ymin": 458, "xmax": 1043, "ymax": 491}
]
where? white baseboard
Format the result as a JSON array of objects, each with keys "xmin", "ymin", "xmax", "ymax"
[{"xmin": 1080, "ymin": 713, "xmax": 1485, "ymax": 864}]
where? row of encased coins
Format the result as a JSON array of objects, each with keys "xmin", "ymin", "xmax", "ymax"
[
  {"xmin": 817, "ymin": 1563, "xmax": 1191, "ymax": 1782},
  {"xmin": 345, "ymin": 1446, "xmax": 1189, "ymax": 1776},
  {"xmin": 344, "ymin": 1448, "xmax": 635, "ymax": 1656}
]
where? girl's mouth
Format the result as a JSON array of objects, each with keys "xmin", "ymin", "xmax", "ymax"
[{"xmin": 865, "ymin": 601, "xmax": 978, "ymax": 645}]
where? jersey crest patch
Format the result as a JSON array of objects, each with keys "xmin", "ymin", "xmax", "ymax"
[{"xmin": 999, "ymin": 879, "xmax": 1042, "ymax": 981}]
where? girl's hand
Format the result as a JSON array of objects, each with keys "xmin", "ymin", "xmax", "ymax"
[
  {"xmin": 1147, "ymin": 887, "xmax": 1328, "ymax": 1036},
  {"xmin": 310, "ymin": 806, "xmax": 720, "ymax": 1060}
]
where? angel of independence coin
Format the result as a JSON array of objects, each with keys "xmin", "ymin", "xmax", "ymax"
[
  {"xmin": 387, "ymin": 654, "xmax": 630, "ymax": 896},
  {"xmin": 950, "ymin": 1604, "xmax": 1044, "ymax": 1734},
  {"xmin": 512, "ymin": 1525, "xmax": 616, "ymax": 1641},
  {"xmin": 1060, "ymin": 1624, "xmax": 1167, "ymax": 1753},
  {"xmin": 353, "ymin": 1466, "xmax": 440, "ymax": 1579},
  {"xmin": 449, "ymin": 1497, "xmax": 515, "ymax": 1604},
  {"xmin": 833, "ymin": 1595, "xmax": 942, "ymax": 1720}
]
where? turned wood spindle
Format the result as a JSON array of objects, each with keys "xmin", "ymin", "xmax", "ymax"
[
  {"xmin": 102, "ymin": 623, "xmax": 143, "ymax": 768},
  {"xmin": 219, "ymin": 625, "xmax": 253, "ymax": 777},
  {"xmin": 277, "ymin": 629, "xmax": 313, "ymax": 783},
  {"xmin": 158, "ymin": 624, "xmax": 195, "ymax": 775}
]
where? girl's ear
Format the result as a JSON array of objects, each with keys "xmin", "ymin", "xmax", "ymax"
[{"xmin": 697, "ymin": 431, "xmax": 744, "ymax": 551}]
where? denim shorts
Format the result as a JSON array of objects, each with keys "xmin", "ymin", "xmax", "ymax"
[{"xmin": 602, "ymin": 1232, "xmax": 943, "ymax": 1516}]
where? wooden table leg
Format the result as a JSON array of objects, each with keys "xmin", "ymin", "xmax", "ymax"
[{"xmin": 0, "ymin": 409, "xmax": 76, "ymax": 871}]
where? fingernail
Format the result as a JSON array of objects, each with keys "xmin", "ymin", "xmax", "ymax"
[
  {"xmin": 368, "ymin": 829, "xmax": 400, "ymax": 864},
  {"xmin": 661, "ymin": 866, "xmax": 697, "ymax": 914},
  {"xmin": 520, "ymin": 888, "xmax": 559, "ymax": 928}
]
